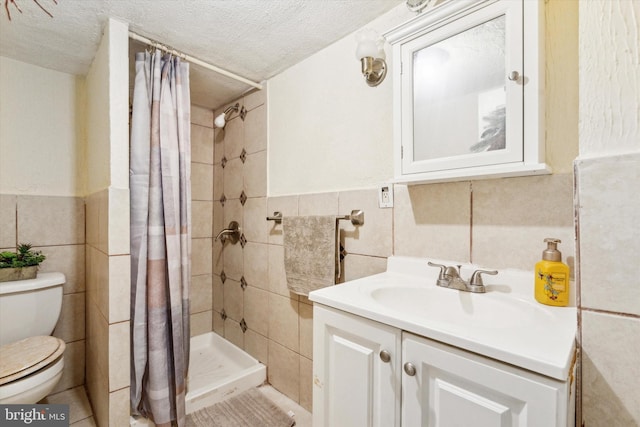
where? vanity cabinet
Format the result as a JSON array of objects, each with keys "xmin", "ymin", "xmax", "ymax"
[
  {"xmin": 402, "ymin": 332, "xmax": 573, "ymax": 427},
  {"xmin": 312, "ymin": 304, "xmax": 402, "ymax": 427},
  {"xmin": 385, "ymin": 0, "xmax": 549, "ymax": 183},
  {"xmin": 313, "ymin": 305, "xmax": 574, "ymax": 427}
]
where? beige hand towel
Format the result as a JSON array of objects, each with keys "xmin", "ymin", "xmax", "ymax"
[{"xmin": 283, "ymin": 215, "xmax": 338, "ymax": 296}]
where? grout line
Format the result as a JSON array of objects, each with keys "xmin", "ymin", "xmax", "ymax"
[{"xmin": 579, "ymin": 306, "xmax": 640, "ymax": 319}]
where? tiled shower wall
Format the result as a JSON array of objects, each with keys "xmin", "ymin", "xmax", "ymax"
[
  {"xmin": 209, "ymin": 88, "xmax": 393, "ymax": 411},
  {"xmin": 189, "ymin": 105, "xmax": 216, "ymax": 335},
  {"xmin": 206, "ymin": 89, "xmax": 575, "ymax": 414},
  {"xmin": 0, "ymin": 195, "xmax": 86, "ymax": 396}
]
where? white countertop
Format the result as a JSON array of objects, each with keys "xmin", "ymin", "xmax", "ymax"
[{"xmin": 309, "ymin": 256, "xmax": 577, "ymax": 381}]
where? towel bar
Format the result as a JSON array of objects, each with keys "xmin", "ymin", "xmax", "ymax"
[{"xmin": 266, "ymin": 209, "xmax": 364, "ymax": 226}]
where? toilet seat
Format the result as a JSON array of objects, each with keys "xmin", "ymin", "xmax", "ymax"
[{"xmin": 0, "ymin": 336, "xmax": 65, "ymax": 385}]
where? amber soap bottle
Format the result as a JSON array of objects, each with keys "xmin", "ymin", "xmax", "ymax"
[{"xmin": 535, "ymin": 238, "xmax": 570, "ymax": 306}]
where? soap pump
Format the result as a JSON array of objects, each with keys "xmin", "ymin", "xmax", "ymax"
[{"xmin": 535, "ymin": 238, "xmax": 570, "ymax": 306}]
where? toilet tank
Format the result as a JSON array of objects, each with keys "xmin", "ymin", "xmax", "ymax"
[{"xmin": 0, "ymin": 272, "xmax": 65, "ymax": 346}]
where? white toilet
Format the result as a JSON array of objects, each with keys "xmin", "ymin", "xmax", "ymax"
[{"xmin": 0, "ymin": 272, "xmax": 66, "ymax": 404}]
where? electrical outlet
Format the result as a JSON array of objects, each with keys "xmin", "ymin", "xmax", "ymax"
[{"xmin": 378, "ymin": 183, "xmax": 394, "ymax": 208}]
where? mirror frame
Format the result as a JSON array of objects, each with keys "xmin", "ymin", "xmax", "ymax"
[{"xmin": 385, "ymin": 0, "xmax": 550, "ymax": 184}]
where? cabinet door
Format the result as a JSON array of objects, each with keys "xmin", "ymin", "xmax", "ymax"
[
  {"xmin": 313, "ymin": 305, "xmax": 402, "ymax": 427},
  {"xmin": 386, "ymin": 0, "xmax": 548, "ymax": 184},
  {"xmin": 401, "ymin": 332, "xmax": 570, "ymax": 427}
]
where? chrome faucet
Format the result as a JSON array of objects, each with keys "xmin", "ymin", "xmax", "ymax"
[
  {"xmin": 427, "ymin": 261, "xmax": 498, "ymax": 293},
  {"xmin": 215, "ymin": 221, "xmax": 240, "ymax": 244}
]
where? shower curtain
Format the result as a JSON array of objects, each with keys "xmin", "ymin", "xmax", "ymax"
[{"xmin": 130, "ymin": 51, "xmax": 191, "ymax": 427}]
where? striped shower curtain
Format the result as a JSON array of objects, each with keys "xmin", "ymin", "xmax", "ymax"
[{"xmin": 130, "ymin": 51, "xmax": 191, "ymax": 427}]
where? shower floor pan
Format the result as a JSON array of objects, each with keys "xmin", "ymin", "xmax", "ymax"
[
  {"xmin": 186, "ymin": 331, "xmax": 266, "ymax": 414},
  {"xmin": 130, "ymin": 331, "xmax": 266, "ymax": 425}
]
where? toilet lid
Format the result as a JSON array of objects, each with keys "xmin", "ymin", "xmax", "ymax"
[{"xmin": 0, "ymin": 336, "xmax": 65, "ymax": 385}]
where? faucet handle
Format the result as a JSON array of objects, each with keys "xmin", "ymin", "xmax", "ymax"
[
  {"xmin": 469, "ymin": 269, "xmax": 498, "ymax": 287},
  {"xmin": 427, "ymin": 262, "xmax": 447, "ymax": 279},
  {"xmin": 428, "ymin": 262, "xmax": 460, "ymax": 280}
]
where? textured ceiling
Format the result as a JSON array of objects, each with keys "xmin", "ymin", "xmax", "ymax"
[{"xmin": 1, "ymin": 0, "xmax": 402, "ymax": 109}]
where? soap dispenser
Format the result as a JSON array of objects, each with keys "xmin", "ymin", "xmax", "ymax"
[{"xmin": 535, "ymin": 238, "xmax": 570, "ymax": 306}]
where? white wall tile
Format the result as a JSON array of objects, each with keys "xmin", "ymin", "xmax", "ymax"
[
  {"xmin": 577, "ymin": 154, "xmax": 640, "ymax": 315},
  {"xmin": 108, "ymin": 321, "xmax": 130, "ymax": 391},
  {"xmin": 224, "ymin": 115, "xmax": 245, "ymax": 160},
  {"xmin": 107, "ymin": 187, "xmax": 129, "ymax": 256},
  {"xmin": 0, "ymin": 194, "xmax": 16, "ymax": 248},
  {"xmin": 191, "ymin": 310, "xmax": 213, "ymax": 337},
  {"xmin": 268, "ymin": 341, "xmax": 299, "ymax": 402},
  {"xmin": 190, "ymin": 274, "xmax": 213, "ymax": 314},
  {"xmin": 299, "ymin": 192, "xmax": 339, "ymax": 216},
  {"xmin": 191, "ymin": 123, "xmax": 214, "ymax": 165},
  {"xmin": 394, "ymin": 182, "xmax": 471, "ymax": 262},
  {"xmin": 191, "ymin": 163, "xmax": 213, "ymax": 201},
  {"xmin": 224, "ymin": 278, "xmax": 244, "ymax": 322},
  {"xmin": 17, "ymin": 195, "xmax": 85, "ymax": 246},
  {"xmin": 244, "ymin": 285, "xmax": 270, "ymax": 336},
  {"xmin": 338, "ymin": 188, "xmax": 392, "ymax": 258},
  {"xmin": 192, "ymin": 200, "xmax": 213, "ymax": 238},
  {"xmin": 244, "ymin": 150, "xmax": 267, "ymax": 198},
  {"xmin": 581, "ymin": 311, "xmax": 640, "ymax": 426},
  {"xmin": 473, "ymin": 174, "xmax": 575, "ymax": 271},
  {"xmin": 191, "ymin": 105, "xmax": 213, "ymax": 128},
  {"xmin": 244, "ymin": 104, "xmax": 267, "ymax": 154},
  {"xmin": 266, "ymin": 196, "xmax": 298, "ymax": 245},
  {"xmin": 108, "ymin": 254, "xmax": 130, "ymax": 323},
  {"xmin": 243, "ymin": 88, "xmax": 266, "ymax": 112},
  {"xmin": 268, "ymin": 293, "xmax": 299, "ymax": 352},
  {"xmin": 243, "ymin": 242, "xmax": 269, "ymax": 290},
  {"xmin": 243, "ymin": 197, "xmax": 268, "ymax": 244},
  {"xmin": 191, "ymin": 238, "xmax": 212, "ymax": 276},
  {"xmin": 53, "ymin": 292, "xmax": 85, "ymax": 343},
  {"xmin": 342, "ymin": 254, "xmax": 387, "ymax": 283}
]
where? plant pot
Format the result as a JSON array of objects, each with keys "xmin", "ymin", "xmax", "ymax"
[{"xmin": 0, "ymin": 266, "xmax": 38, "ymax": 282}]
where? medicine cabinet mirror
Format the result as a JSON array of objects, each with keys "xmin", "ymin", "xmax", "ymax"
[{"xmin": 386, "ymin": 0, "xmax": 549, "ymax": 184}]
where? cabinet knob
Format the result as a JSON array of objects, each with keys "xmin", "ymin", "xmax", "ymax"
[
  {"xmin": 379, "ymin": 350, "xmax": 391, "ymax": 363},
  {"xmin": 404, "ymin": 362, "xmax": 416, "ymax": 376},
  {"xmin": 508, "ymin": 71, "xmax": 520, "ymax": 81}
]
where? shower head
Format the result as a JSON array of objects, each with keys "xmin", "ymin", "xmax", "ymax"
[{"xmin": 214, "ymin": 103, "xmax": 240, "ymax": 128}]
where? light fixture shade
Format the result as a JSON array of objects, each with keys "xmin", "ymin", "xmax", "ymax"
[
  {"xmin": 355, "ymin": 29, "xmax": 387, "ymax": 87},
  {"xmin": 355, "ymin": 28, "xmax": 383, "ymax": 60}
]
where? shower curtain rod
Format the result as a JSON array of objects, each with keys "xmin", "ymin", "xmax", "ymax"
[{"xmin": 128, "ymin": 31, "xmax": 263, "ymax": 90}]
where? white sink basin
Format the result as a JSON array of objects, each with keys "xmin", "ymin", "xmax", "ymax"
[
  {"xmin": 369, "ymin": 285, "xmax": 551, "ymax": 329},
  {"xmin": 309, "ymin": 256, "xmax": 577, "ymax": 380}
]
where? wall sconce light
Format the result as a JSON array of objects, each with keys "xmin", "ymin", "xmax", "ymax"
[
  {"xmin": 355, "ymin": 29, "xmax": 387, "ymax": 87},
  {"xmin": 214, "ymin": 102, "xmax": 245, "ymax": 128}
]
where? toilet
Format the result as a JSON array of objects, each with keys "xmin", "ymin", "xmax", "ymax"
[{"xmin": 0, "ymin": 272, "xmax": 66, "ymax": 404}]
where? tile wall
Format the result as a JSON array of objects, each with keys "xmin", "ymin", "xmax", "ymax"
[
  {"xmin": 394, "ymin": 174, "xmax": 575, "ymax": 271},
  {"xmin": 209, "ymin": 88, "xmax": 394, "ymax": 412},
  {"xmin": 85, "ymin": 187, "xmax": 130, "ymax": 427},
  {"xmin": 576, "ymin": 153, "xmax": 640, "ymax": 425},
  {"xmin": 190, "ymin": 105, "xmax": 215, "ymax": 335},
  {"xmin": 208, "ymin": 88, "xmax": 576, "ymax": 412},
  {"xmin": 0, "ymin": 194, "xmax": 86, "ymax": 396}
]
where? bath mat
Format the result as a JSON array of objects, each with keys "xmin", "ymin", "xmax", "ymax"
[{"xmin": 186, "ymin": 387, "xmax": 295, "ymax": 427}]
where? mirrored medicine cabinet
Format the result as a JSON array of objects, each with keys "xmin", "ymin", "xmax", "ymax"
[{"xmin": 385, "ymin": 0, "xmax": 550, "ymax": 184}]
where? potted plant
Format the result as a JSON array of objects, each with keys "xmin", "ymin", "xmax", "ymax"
[{"xmin": 0, "ymin": 243, "xmax": 46, "ymax": 282}]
